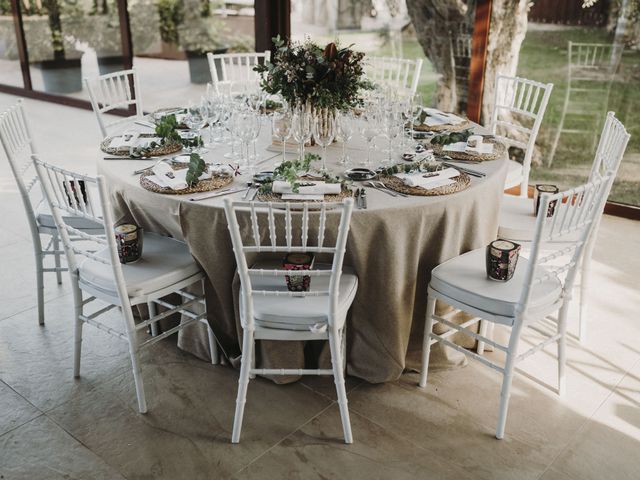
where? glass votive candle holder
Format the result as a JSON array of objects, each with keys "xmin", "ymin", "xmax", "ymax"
[
  {"xmin": 283, "ymin": 252, "xmax": 315, "ymax": 292},
  {"xmin": 486, "ymin": 239, "xmax": 521, "ymax": 282},
  {"xmin": 534, "ymin": 184, "xmax": 560, "ymax": 217},
  {"xmin": 115, "ymin": 224, "xmax": 143, "ymax": 264}
]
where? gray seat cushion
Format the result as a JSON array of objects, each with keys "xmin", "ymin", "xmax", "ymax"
[
  {"xmin": 36, "ymin": 202, "xmax": 103, "ymax": 231},
  {"xmin": 244, "ymin": 261, "xmax": 358, "ymax": 331},
  {"xmin": 498, "ymin": 194, "xmax": 536, "ymax": 242},
  {"xmin": 78, "ymin": 233, "xmax": 202, "ymax": 299},
  {"xmin": 430, "ymin": 248, "xmax": 562, "ymax": 319}
]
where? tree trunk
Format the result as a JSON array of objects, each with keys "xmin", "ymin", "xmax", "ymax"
[
  {"xmin": 405, "ymin": 0, "xmax": 468, "ymax": 111},
  {"xmin": 481, "ymin": 0, "xmax": 529, "ymax": 123}
]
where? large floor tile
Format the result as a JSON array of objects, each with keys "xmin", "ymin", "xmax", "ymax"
[
  {"xmin": 0, "ymin": 241, "xmax": 71, "ymax": 322},
  {"xmin": 549, "ymin": 360, "xmax": 640, "ymax": 480},
  {"xmin": 348, "ymin": 379, "xmax": 560, "ymax": 480},
  {"xmin": 47, "ymin": 343, "xmax": 333, "ymax": 479},
  {"xmin": 0, "ymin": 415, "xmax": 125, "ymax": 480},
  {"xmin": 233, "ymin": 407, "xmax": 475, "ymax": 480},
  {"xmin": 0, "ymin": 381, "xmax": 41, "ymax": 436},
  {"xmin": 0, "ymin": 295, "xmax": 131, "ymax": 411}
]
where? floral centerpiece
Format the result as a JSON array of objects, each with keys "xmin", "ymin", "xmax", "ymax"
[{"xmin": 254, "ymin": 36, "xmax": 372, "ymax": 112}]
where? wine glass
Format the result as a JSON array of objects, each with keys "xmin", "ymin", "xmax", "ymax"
[
  {"xmin": 185, "ymin": 101, "xmax": 207, "ymax": 153},
  {"xmin": 272, "ymin": 110, "xmax": 292, "ymax": 162},
  {"xmin": 248, "ymin": 114, "xmax": 262, "ymax": 164},
  {"xmin": 410, "ymin": 93, "xmax": 424, "ymax": 143},
  {"xmin": 204, "ymin": 92, "xmax": 222, "ymax": 148},
  {"xmin": 337, "ymin": 111, "xmax": 354, "ymax": 165},
  {"xmin": 223, "ymin": 101, "xmax": 241, "ymax": 160},
  {"xmin": 359, "ymin": 108, "xmax": 379, "ymax": 166},
  {"xmin": 291, "ymin": 106, "xmax": 312, "ymax": 161},
  {"xmin": 381, "ymin": 110, "xmax": 403, "ymax": 166},
  {"xmin": 312, "ymin": 110, "xmax": 337, "ymax": 172}
]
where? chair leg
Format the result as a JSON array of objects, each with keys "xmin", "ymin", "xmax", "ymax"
[
  {"xmin": 122, "ymin": 307, "xmax": 147, "ymax": 413},
  {"xmin": 52, "ymin": 234, "xmax": 63, "ymax": 285},
  {"xmin": 496, "ymin": 351, "xmax": 517, "ymax": 440},
  {"xmin": 72, "ymin": 280, "xmax": 84, "ymax": 378},
  {"xmin": 477, "ymin": 320, "xmax": 488, "ymax": 355},
  {"xmin": 147, "ymin": 301, "xmax": 159, "ymax": 337},
  {"xmin": 578, "ymin": 254, "xmax": 591, "ymax": 343},
  {"xmin": 329, "ymin": 329, "xmax": 353, "ymax": 444},
  {"xmin": 557, "ymin": 304, "xmax": 569, "ymax": 397},
  {"xmin": 35, "ymin": 250, "xmax": 45, "ymax": 326},
  {"xmin": 206, "ymin": 324, "xmax": 219, "ymax": 365},
  {"xmin": 341, "ymin": 325, "xmax": 347, "ymax": 374},
  {"xmin": 249, "ymin": 340, "xmax": 256, "ymax": 380},
  {"xmin": 419, "ymin": 296, "xmax": 437, "ymax": 388},
  {"xmin": 232, "ymin": 329, "xmax": 254, "ymax": 443}
]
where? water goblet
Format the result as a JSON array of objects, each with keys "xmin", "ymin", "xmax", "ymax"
[
  {"xmin": 291, "ymin": 107, "xmax": 312, "ymax": 161},
  {"xmin": 312, "ymin": 110, "xmax": 337, "ymax": 172},
  {"xmin": 272, "ymin": 110, "xmax": 292, "ymax": 162},
  {"xmin": 337, "ymin": 111, "xmax": 354, "ymax": 165}
]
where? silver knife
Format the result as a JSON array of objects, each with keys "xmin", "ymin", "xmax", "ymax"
[{"xmin": 188, "ymin": 187, "xmax": 247, "ymax": 202}]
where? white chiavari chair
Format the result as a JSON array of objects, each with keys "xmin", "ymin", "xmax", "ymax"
[
  {"xmin": 0, "ymin": 101, "xmax": 102, "ymax": 325},
  {"xmin": 33, "ymin": 158, "xmax": 218, "ymax": 413},
  {"xmin": 489, "ymin": 75, "xmax": 554, "ymax": 197},
  {"xmin": 224, "ymin": 198, "xmax": 357, "ymax": 444},
  {"xmin": 548, "ymin": 42, "xmax": 622, "ymax": 165},
  {"xmin": 84, "ymin": 68, "xmax": 143, "ymax": 137},
  {"xmin": 498, "ymin": 112, "xmax": 630, "ymax": 341},
  {"xmin": 365, "ymin": 56, "xmax": 423, "ymax": 96},
  {"xmin": 420, "ymin": 174, "xmax": 612, "ymax": 439},
  {"xmin": 207, "ymin": 52, "xmax": 271, "ymax": 95}
]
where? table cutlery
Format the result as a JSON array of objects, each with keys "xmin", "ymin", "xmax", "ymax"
[
  {"xmin": 372, "ymin": 181, "xmax": 409, "ymax": 198},
  {"xmin": 134, "ymin": 120, "xmax": 156, "ymax": 129},
  {"xmin": 354, "ymin": 188, "xmax": 362, "ymax": 209},
  {"xmin": 365, "ymin": 181, "xmax": 402, "ymax": 198},
  {"xmin": 250, "ymin": 187, "xmax": 259, "ymax": 201},
  {"xmin": 188, "ymin": 187, "xmax": 248, "ymax": 202},
  {"xmin": 104, "ymin": 155, "xmax": 153, "ymax": 160},
  {"xmin": 441, "ymin": 161, "xmax": 486, "ymax": 178},
  {"xmin": 359, "ymin": 188, "xmax": 367, "ymax": 209}
]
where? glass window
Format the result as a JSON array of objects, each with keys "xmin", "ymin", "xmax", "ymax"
[
  {"xmin": 129, "ymin": 0, "xmax": 256, "ymax": 112},
  {"xmin": 516, "ymin": 8, "xmax": 639, "ymax": 206},
  {"xmin": 0, "ymin": 3, "xmax": 26, "ymax": 87}
]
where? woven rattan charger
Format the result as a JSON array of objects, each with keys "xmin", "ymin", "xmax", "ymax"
[
  {"xmin": 429, "ymin": 138, "xmax": 506, "ymax": 162},
  {"xmin": 101, "ymin": 134, "xmax": 182, "ymax": 157},
  {"xmin": 378, "ymin": 172, "xmax": 471, "ymax": 196},
  {"xmin": 139, "ymin": 164, "xmax": 233, "ymax": 195}
]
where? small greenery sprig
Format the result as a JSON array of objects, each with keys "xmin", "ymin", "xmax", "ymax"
[
  {"xmin": 378, "ymin": 159, "xmax": 442, "ymax": 177},
  {"xmin": 260, "ymin": 153, "xmax": 345, "ymax": 193},
  {"xmin": 129, "ymin": 114, "xmax": 201, "ymax": 158},
  {"xmin": 185, "ymin": 153, "xmax": 206, "ymax": 187},
  {"xmin": 430, "ymin": 129, "xmax": 473, "ymax": 146}
]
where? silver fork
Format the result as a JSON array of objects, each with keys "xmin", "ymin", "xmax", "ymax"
[{"xmin": 364, "ymin": 181, "xmax": 398, "ymax": 197}]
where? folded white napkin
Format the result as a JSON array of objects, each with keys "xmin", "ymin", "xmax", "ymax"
[
  {"xmin": 109, "ymin": 130, "xmax": 140, "ymax": 149},
  {"xmin": 273, "ymin": 180, "xmax": 341, "ymax": 195},
  {"xmin": 280, "ymin": 194, "xmax": 325, "ymax": 201},
  {"xmin": 146, "ymin": 163, "xmax": 213, "ymax": 191},
  {"xmin": 443, "ymin": 138, "xmax": 493, "ymax": 156},
  {"xmin": 423, "ymin": 108, "xmax": 465, "ymax": 126},
  {"xmin": 395, "ymin": 167, "xmax": 459, "ymax": 189}
]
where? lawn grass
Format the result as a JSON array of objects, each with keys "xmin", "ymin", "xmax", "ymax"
[{"xmin": 309, "ymin": 26, "xmax": 639, "ymax": 205}]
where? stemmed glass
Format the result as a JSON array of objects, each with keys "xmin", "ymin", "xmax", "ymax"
[
  {"xmin": 410, "ymin": 93, "xmax": 424, "ymax": 143},
  {"xmin": 248, "ymin": 114, "xmax": 262, "ymax": 164},
  {"xmin": 272, "ymin": 110, "xmax": 292, "ymax": 162},
  {"xmin": 359, "ymin": 107, "xmax": 379, "ymax": 167},
  {"xmin": 337, "ymin": 111, "xmax": 354, "ymax": 165},
  {"xmin": 380, "ymin": 110, "xmax": 403, "ymax": 166},
  {"xmin": 222, "ymin": 101, "xmax": 241, "ymax": 160},
  {"xmin": 185, "ymin": 101, "xmax": 208, "ymax": 154},
  {"xmin": 291, "ymin": 106, "xmax": 312, "ymax": 161},
  {"xmin": 204, "ymin": 93, "xmax": 222, "ymax": 148},
  {"xmin": 312, "ymin": 110, "xmax": 337, "ymax": 172}
]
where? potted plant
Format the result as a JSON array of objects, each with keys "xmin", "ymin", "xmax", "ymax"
[
  {"xmin": 32, "ymin": 0, "xmax": 84, "ymax": 94},
  {"xmin": 178, "ymin": 0, "xmax": 228, "ymax": 84},
  {"xmin": 157, "ymin": 0, "xmax": 185, "ymax": 59}
]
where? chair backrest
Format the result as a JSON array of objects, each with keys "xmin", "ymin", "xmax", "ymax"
[
  {"xmin": 223, "ymin": 199, "xmax": 354, "ymax": 331},
  {"xmin": 516, "ymin": 174, "xmax": 612, "ymax": 320},
  {"xmin": 207, "ymin": 52, "xmax": 271, "ymax": 95},
  {"xmin": 589, "ymin": 112, "xmax": 630, "ymax": 183},
  {"xmin": 365, "ymin": 56, "xmax": 423, "ymax": 96},
  {"xmin": 84, "ymin": 68, "xmax": 142, "ymax": 137},
  {"xmin": 489, "ymin": 75, "xmax": 553, "ymax": 184},
  {"xmin": 568, "ymin": 42, "xmax": 621, "ymax": 81},
  {"xmin": 32, "ymin": 157, "xmax": 129, "ymax": 305},
  {"xmin": 0, "ymin": 101, "xmax": 44, "ymax": 238}
]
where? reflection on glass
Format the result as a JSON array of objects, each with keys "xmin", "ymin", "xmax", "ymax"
[
  {"xmin": 0, "ymin": 3, "xmax": 25, "ymax": 87},
  {"xmin": 129, "ymin": 0, "xmax": 256, "ymax": 112},
  {"xmin": 21, "ymin": 0, "xmax": 124, "ymax": 98},
  {"xmin": 518, "ymin": 18, "xmax": 639, "ymax": 206}
]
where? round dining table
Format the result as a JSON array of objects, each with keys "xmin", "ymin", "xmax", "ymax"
[{"xmin": 98, "ymin": 118, "xmax": 508, "ymax": 384}]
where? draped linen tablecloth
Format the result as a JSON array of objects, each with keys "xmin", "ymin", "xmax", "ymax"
[{"xmin": 98, "ymin": 124, "xmax": 508, "ymax": 384}]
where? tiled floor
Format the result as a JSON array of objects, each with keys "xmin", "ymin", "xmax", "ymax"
[{"xmin": 1, "ymin": 93, "xmax": 640, "ymax": 479}]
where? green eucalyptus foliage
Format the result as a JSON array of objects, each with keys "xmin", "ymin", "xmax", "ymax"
[
  {"xmin": 430, "ymin": 129, "xmax": 473, "ymax": 146},
  {"xmin": 185, "ymin": 153, "xmax": 207, "ymax": 187}
]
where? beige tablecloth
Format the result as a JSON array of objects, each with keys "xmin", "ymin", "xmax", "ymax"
[{"xmin": 99, "ymin": 123, "xmax": 508, "ymax": 383}]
